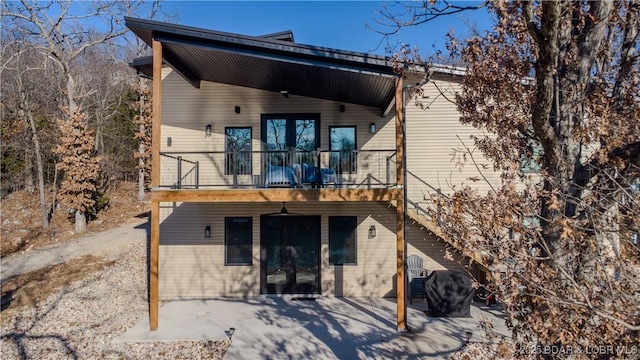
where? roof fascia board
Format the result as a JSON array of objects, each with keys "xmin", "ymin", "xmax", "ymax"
[
  {"xmin": 429, "ymin": 63, "xmax": 467, "ymax": 76},
  {"xmin": 259, "ymin": 30, "xmax": 295, "ymax": 42},
  {"xmin": 126, "ymin": 19, "xmax": 470, "ymax": 79},
  {"xmin": 125, "ymin": 17, "xmax": 390, "ymax": 69},
  {"xmin": 131, "ymin": 55, "xmax": 153, "ymax": 68},
  {"xmin": 155, "ymin": 32, "xmax": 396, "ymax": 79}
]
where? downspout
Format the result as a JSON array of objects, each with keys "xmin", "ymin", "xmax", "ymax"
[{"xmin": 402, "ymin": 72, "xmax": 430, "ymax": 331}]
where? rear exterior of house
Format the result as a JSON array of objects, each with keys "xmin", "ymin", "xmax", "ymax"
[
  {"xmin": 157, "ymin": 71, "xmax": 478, "ymax": 299},
  {"xmin": 126, "ymin": 17, "xmax": 495, "ymax": 330}
]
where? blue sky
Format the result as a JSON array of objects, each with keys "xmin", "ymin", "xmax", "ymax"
[{"xmin": 162, "ymin": 1, "xmax": 492, "ymax": 56}]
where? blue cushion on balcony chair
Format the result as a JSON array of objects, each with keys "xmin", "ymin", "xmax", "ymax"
[
  {"xmin": 265, "ymin": 164, "xmax": 298, "ymax": 187},
  {"xmin": 302, "ymin": 163, "xmax": 337, "ymax": 186}
]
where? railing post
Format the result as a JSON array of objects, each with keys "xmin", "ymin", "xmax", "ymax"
[
  {"xmin": 367, "ymin": 173, "xmax": 372, "ymax": 189},
  {"xmin": 317, "ymin": 150, "xmax": 322, "ymax": 188},
  {"xmin": 260, "ymin": 151, "xmax": 265, "ymax": 187},
  {"xmin": 232, "ymin": 150, "xmax": 238, "ymax": 188},
  {"xmin": 386, "ymin": 156, "xmax": 391, "ymax": 187},
  {"xmin": 195, "ymin": 161, "xmax": 199, "ymax": 189},
  {"xmin": 437, "ymin": 188, "xmax": 442, "ymax": 224},
  {"xmin": 177, "ymin": 156, "xmax": 182, "ymax": 189}
]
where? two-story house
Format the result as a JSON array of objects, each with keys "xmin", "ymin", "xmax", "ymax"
[{"xmin": 126, "ymin": 17, "xmax": 495, "ymax": 332}]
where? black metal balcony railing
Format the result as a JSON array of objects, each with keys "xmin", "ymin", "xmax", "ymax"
[{"xmin": 159, "ymin": 150, "xmax": 397, "ymax": 189}]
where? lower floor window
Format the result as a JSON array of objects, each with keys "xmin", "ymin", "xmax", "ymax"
[
  {"xmin": 225, "ymin": 217, "xmax": 252, "ymax": 265},
  {"xmin": 329, "ymin": 216, "xmax": 357, "ymax": 265}
]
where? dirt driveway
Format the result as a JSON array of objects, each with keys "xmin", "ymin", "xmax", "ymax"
[{"xmin": 1, "ymin": 217, "xmax": 149, "ymax": 282}]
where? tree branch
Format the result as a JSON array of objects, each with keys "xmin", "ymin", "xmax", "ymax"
[
  {"xmin": 613, "ymin": 0, "xmax": 640, "ymax": 107},
  {"xmin": 531, "ymin": 1, "xmax": 561, "ymax": 170},
  {"xmin": 522, "ymin": 1, "xmax": 542, "ymax": 43},
  {"xmin": 370, "ymin": 1, "xmax": 488, "ymax": 37},
  {"xmin": 575, "ymin": 141, "xmax": 640, "ymax": 187}
]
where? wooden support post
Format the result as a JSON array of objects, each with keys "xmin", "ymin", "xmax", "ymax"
[
  {"xmin": 396, "ymin": 196, "xmax": 406, "ymax": 330},
  {"xmin": 151, "ymin": 39, "xmax": 162, "ymax": 188},
  {"xmin": 394, "ymin": 76, "xmax": 406, "ymax": 331},
  {"xmin": 149, "ymin": 38, "xmax": 162, "ymax": 331},
  {"xmin": 150, "ymin": 201, "xmax": 160, "ymax": 330}
]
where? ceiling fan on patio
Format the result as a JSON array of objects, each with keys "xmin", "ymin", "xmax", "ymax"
[{"xmin": 265, "ymin": 202, "xmax": 300, "ymax": 216}]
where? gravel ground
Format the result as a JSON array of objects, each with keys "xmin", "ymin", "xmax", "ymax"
[{"xmin": 0, "ymin": 241, "xmax": 230, "ymax": 359}]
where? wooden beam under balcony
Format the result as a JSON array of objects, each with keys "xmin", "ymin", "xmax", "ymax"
[{"xmin": 150, "ymin": 188, "xmax": 402, "ymax": 203}]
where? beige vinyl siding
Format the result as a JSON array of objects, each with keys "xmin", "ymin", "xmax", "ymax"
[
  {"xmin": 160, "ymin": 69, "xmax": 396, "ymax": 188},
  {"xmin": 404, "ymin": 77, "xmax": 502, "ymax": 211},
  {"xmin": 157, "ymin": 201, "xmax": 464, "ymax": 299},
  {"xmin": 160, "ymin": 68, "xmax": 502, "ymax": 196}
]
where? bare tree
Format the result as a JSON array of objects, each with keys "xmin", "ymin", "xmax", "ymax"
[
  {"xmin": 1, "ymin": 1, "xmax": 140, "ymax": 111},
  {"xmin": 122, "ymin": 0, "xmax": 170, "ymax": 201},
  {"xmin": 383, "ymin": 0, "xmax": 639, "ymax": 356},
  {"xmin": 1, "ymin": 36, "xmax": 62, "ymax": 228},
  {"xmin": 77, "ymin": 47, "xmax": 140, "ymax": 190},
  {"xmin": 1, "ymin": 0, "xmax": 147, "ymax": 233}
]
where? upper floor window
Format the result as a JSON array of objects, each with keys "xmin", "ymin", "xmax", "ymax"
[
  {"xmin": 329, "ymin": 126, "xmax": 356, "ymax": 174},
  {"xmin": 225, "ymin": 127, "xmax": 252, "ymax": 175}
]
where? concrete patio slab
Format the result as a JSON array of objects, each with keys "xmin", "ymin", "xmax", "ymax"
[{"xmin": 115, "ymin": 297, "xmax": 509, "ymax": 359}]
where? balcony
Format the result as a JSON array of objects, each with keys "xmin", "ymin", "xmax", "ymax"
[{"xmin": 159, "ymin": 150, "xmax": 397, "ymax": 190}]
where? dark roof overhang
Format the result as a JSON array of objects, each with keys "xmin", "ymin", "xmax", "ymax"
[{"xmin": 125, "ymin": 17, "xmax": 401, "ymax": 113}]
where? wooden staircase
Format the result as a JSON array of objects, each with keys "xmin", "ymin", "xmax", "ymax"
[{"xmin": 404, "ymin": 206, "xmax": 488, "ymax": 269}]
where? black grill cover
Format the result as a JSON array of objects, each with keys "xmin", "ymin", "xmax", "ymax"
[{"xmin": 424, "ymin": 270, "xmax": 474, "ymax": 317}]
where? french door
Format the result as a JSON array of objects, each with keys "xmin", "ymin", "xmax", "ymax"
[
  {"xmin": 260, "ymin": 215, "xmax": 321, "ymax": 294},
  {"xmin": 261, "ymin": 114, "xmax": 320, "ymax": 168}
]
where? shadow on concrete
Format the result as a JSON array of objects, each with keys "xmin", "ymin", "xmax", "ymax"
[{"xmin": 116, "ymin": 297, "xmax": 509, "ymax": 360}]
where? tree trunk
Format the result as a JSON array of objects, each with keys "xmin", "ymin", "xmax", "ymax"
[
  {"xmin": 31, "ymin": 119, "xmax": 49, "ymax": 229},
  {"xmin": 23, "ymin": 89, "xmax": 50, "ymax": 228},
  {"xmin": 66, "ymin": 71, "xmax": 78, "ymax": 113},
  {"xmin": 75, "ymin": 210, "xmax": 87, "ymax": 233},
  {"xmin": 94, "ymin": 123, "xmax": 104, "ymax": 153},
  {"xmin": 49, "ymin": 165, "xmax": 59, "ymax": 223},
  {"xmin": 24, "ymin": 149, "xmax": 35, "ymax": 194},
  {"xmin": 596, "ymin": 203, "xmax": 621, "ymax": 280}
]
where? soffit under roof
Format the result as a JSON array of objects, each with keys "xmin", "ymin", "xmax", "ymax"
[{"xmin": 125, "ymin": 17, "xmax": 400, "ymax": 112}]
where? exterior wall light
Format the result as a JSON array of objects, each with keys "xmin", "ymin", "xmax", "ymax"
[
  {"xmin": 369, "ymin": 123, "xmax": 376, "ymax": 134},
  {"xmin": 368, "ymin": 225, "xmax": 376, "ymax": 239},
  {"xmin": 204, "ymin": 225, "xmax": 211, "ymax": 238},
  {"xmin": 235, "ymin": 106, "xmax": 241, "ymax": 114},
  {"xmin": 205, "ymin": 124, "xmax": 212, "ymax": 137},
  {"xmin": 339, "ymin": 104, "xmax": 345, "ymax": 113}
]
